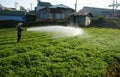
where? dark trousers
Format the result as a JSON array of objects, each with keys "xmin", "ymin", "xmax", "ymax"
[{"xmin": 17, "ymin": 35, "xmax": 21, "ymax": 42}]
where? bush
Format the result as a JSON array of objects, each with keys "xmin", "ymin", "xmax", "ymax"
[
  {"xmin": 0, "ymin": 20, "xmax": 21, "ymax": 28},
  {"xmin": 0, "ymin": 20, "xmax": 68, "ymax": 28},
  {"xmin": 91, "ymin": 17, "xmax": 120, "ymax": 29}
]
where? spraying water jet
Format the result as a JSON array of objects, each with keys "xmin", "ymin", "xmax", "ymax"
[{"xmin": 27, "ymin": 25, "xmax": 85, "ymax": 38}]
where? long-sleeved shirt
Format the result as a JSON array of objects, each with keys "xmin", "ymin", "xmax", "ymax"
[{"xmin": 16, "ymin": 26, "xmax": 23, "ymax": 35}]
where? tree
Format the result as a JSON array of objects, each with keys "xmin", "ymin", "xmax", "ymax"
[
  {"xmin": 14, "ymin": 2, "xmax": 19, "ymax": 10},
  {"xmin": 4, "ymin": 7, "xmax": 10, "ymax": 11},
  {"xmin": 19, "ymin": 6, "xmax": 26, "ymax": 11}
]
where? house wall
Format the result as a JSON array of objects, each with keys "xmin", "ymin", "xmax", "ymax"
[
  {"xmin": 78, "ymin": 16, "xmax": 85, "ymax": 26},
  {"xmin": 37, "ymin": 8, "xmax": 50, "ymax": 21},
  {"xmin": 37, "ymin": 8, "xmax": 74, "ymax": 21},
  {"xmin": 0, "ymin": 5, "xmax": 4, "ymax": 10},
  {"xmin": 0, "ymin": 15, "xmax": 25, "ymax": 22},
  {"xmin": 85, "ymin": 16, "xmax": 91, "ymax": 26},
  {"xmin": 69, "ymin": 16, "xmax": 92, "ymax": 26},
  {"xmin": 69, "ymin": 16, "xmax": 85, "ymax": 26}
]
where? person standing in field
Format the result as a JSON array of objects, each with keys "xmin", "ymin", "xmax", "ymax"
[{"xmin": 16, "ymin": 23, "xmax": 24, "ymax": 42}]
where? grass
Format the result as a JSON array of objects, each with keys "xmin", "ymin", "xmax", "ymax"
[{"xmin": 0, "ymin": 27, "xmax": 120, "ymax": 77}]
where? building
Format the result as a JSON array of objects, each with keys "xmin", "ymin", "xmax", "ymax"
[
  {"xmin": 80, "ymin": 7, "xmax": 113, "ymax": 18},
  {"xmin": 0, "ymin": 4, "xmax": 4, "ymax": 10},
  {"xmin": 36, "ymin": 1, "xmax": 75, "ymax": 21},
  {"xmin": 69, "ymin": 12, "xmax": 93, "ymax": 26},
  {"xmin": 36, "ymin": 1, "xmax": 52, "ymax": 12},
  {"xmin": 0, "ymin": 10, "xmax": 26, "ymax": 22},
  {"xmin": 26, "ymin": 10, "xmax": 36, "ymax": 22},
  {"xmin": 0, "ymin": 4, "xmax": 17, "ymax": 11},
  {"xmin": 114, "ymin": 10, "xmax": 120, "ymax": 18}
]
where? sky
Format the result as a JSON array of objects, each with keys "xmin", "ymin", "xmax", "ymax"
[{"xmin": 0, "ymin": 0, "xmax": 120, "ymax": 11}]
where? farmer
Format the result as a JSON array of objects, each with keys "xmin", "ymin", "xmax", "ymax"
[{"xmin": 16, "ymin": 23, "xmax": 25, "ymax": 42}]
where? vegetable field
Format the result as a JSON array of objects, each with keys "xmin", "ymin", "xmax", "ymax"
[{"xmin": 0, "ymin": 27, "xmax": 120, "ymax": 77}]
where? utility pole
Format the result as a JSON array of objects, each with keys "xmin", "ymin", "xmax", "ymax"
[
  {"xmin": 115, "ymin": 0, "xmax": 120, "ymax": 10},
  {"xmin": 109, "ymin": 0, "xmax": 120, "ymax": 17},
  {"xmin": 113, "ymin": 0, "xmax": 115, "ymax": 16},
  {"xmin": 30, "ymin": 3, "xmax": 32, "ymax": 11},
  {"xmin": 75, "ymin": 0, "xmax": 77, "ymax": 12},
  {"xmin": 37, "ymin": 0, "xmax": 41, "ymax": 2}
]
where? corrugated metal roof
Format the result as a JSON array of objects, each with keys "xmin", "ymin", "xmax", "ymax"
[
  {"xmin": 0, "ymin": 10, "xmax": 26, "ymax": 16},
  {"xmin": 50, "ymin": 4, "xmax": 71, "ymax": 9},
  {"xmin": 37, "ymin": 7, "xmax": 45, "ymax": 11},
  {"xmin": 37, "ymin": 2, "xmax": 52, "ymax": 11},
  {"xmin": 38, "ymin": 2, "xmax": 52, "ymax": 7}
]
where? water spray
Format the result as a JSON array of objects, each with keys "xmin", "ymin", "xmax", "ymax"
[{"xmin": 27, "ymin": 25, "xmax": 85, "ymax": 38}]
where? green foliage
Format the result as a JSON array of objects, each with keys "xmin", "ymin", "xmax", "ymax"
[
  {"xmin": 0, "ymin": 20, "xmax": 67, "ymax": 28},
  {"xmin": 0, "ymin": 27, "xmax": 120, "ymax": 77},
  {"xmin": 0, "ymin": 20, "xmax": 20, "ymax": 28},
  {"xmin": 91, "ymin": 18, "xmax": 120, "ymax": 29}
]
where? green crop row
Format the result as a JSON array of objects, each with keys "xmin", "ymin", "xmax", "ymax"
[{"xmin": 0, "ymin": 27, "xmax": 120, "ymax": 77}]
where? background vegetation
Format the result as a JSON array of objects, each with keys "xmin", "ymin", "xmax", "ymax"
[
  {"xmin": 0, "ymin": 20, "xmax": 67, "ymax": 28},
  {"xmin": 0, "ymin": 27, "xmax": 120, "ymax": 77},
  {"xmin": 90, "ymin": 17, "xmax": 120, "ymax": 29}
]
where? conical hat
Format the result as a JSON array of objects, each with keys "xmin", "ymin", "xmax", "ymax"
[{"xmin": 18, "ymin": 23, "xmax": 23, "ymax": 26}]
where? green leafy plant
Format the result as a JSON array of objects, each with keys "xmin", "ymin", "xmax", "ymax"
[{"xmin": 0, "ymin": 27, "xmax": 120, "ymax": 77}]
